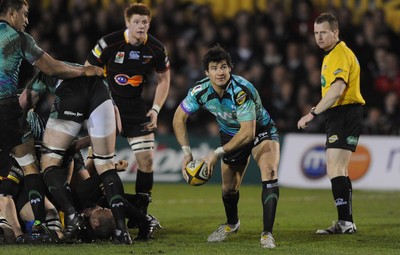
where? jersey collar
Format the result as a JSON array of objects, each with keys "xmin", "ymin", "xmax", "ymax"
[{"xmin": 324, "ymin": 40, "xmax": 341, "ymax": 56}]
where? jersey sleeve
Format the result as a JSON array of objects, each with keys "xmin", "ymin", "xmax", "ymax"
[
  {"xmin": 154, "ymin": 46, "xmax": 170, "ymax": 73},
  {"xmin": 86, "ymin": 37, "xmax": 107, "ymax": 67},
  {"xmin": 235, "ymin": 90, "xmax": 256, "ymax": 122},
  {"xmin": 26, "ymin": 71, "xmax": 58, "ymax": 96},
  {"xmin": 329, "ymin": 50, "xmax": 350, "ymax": 85},
  {"xmin": 179, "ymin": 85, "xmax": 202, "ymax": 115},
  {"xmin": 19, "ymin": 32, "xmax": 44, "ymax": 65}
]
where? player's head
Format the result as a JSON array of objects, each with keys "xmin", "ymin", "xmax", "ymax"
[
  {"xmin": 125, "ymin": 3, "xmax": 151, "ymax": 43},
  {"xmin": 314, "ymin": 13, "xmax": 339, "ymax": 51},
  {"xmin": 0, "ymin": 0, "xmax": 29, "ymax": 32},
  {"xmin": 315, "ymin": 12, "xmax": 339, "ymax": 31},
  {"xmin": 88, "ymin": 206, "xmax": 116, "ymax": 239},
  {"xmin": 202, "ymin": 44, "xmax": 233, "ymax": 71},
  {"xmin": 203, "ymin": 45, "xmax": 233, "ymax": 88},
  {"xmin": 125, "ymin": 3, "xmax": 151, "ymax": 20}
]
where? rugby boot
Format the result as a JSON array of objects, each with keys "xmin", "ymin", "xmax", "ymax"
[
  {"xmin": 63, "ymin": 213, "xmax": 85, "ymax": 241},
  {"xmin": 114, "ymin": 230, "xmax": 133, "ymax": 245}
]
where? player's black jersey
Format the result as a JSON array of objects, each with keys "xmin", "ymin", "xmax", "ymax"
[{"xmin": 87, "ymin": 29, "xmax": 170, "ymax": 98}]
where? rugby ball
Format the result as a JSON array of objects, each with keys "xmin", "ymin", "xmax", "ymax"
[{"xmin": 185, "ymin": 159, "xmax": 209, "ymax": 186}]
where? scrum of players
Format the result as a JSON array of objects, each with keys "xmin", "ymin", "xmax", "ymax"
[{"xmin": 0, "ymin": 71, "xmax": 162, "ymax": 244}]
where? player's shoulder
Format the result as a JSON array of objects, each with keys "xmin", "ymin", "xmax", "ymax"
[
  {"xmin": 230, "ymin": 75, "xmax": 255, "ymax": 104},
  {"xmin": 99, "ymin": 30, "xmax": 126, "ymax": 48},
  {"xmin": 189, "ymin": 78, "xmax": 210, "ymax": 96},
  {"xmin": 231, "ymin": 75, "xmax": 254, "ymax": 91},
  {"xmin": 145, "ymin": 34, "xmax": 167, "ymax": 52}
]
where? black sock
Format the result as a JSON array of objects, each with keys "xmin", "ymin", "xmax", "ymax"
[
  {"xmin": 100, "ymin": 170, "xmax": 127, "ymax": 231},
  {"xmin": 24, "ymin": 173, "xmax": 46, "ymax": 222},
  {"xmin": 262, "ymin": 180, "xmax": 279, "ymax": 233},
  {"xmin": 135, "ymin": 169, "xmax": 153, "ymax": 195},
  {"xmin": 75, "ymin": 174, "xmax": 102, "ymax": 209},
  {"xmin": 331, "ymin": 176, "xmax": 352, "ymax": 222},
  {"xmin": 43, "ymin": 166, "xmax": 76, "ymax": 215},
  {"xmin": 124, "ymin": 201, "xmax": 147, "ymax": 223},
  {"xmin": 222, "ymin": 191, "xmax": 239, "ymax": 225},
  {"xmin": 347, "ymin": 176, "xmax": 353, "ymax": 222}
]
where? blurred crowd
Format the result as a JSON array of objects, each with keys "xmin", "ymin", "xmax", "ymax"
[{"xmin": 20, "ymin": 0, "xmax": 400, "ymax": 136}]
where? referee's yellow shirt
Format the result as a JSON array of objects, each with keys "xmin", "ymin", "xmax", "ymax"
[{"xmin": 321, "ymin": 41, "xmax": 366, "ymax": 107}]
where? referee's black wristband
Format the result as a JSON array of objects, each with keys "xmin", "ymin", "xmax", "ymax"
[{"xmin": 310, "ymin": 107, "xmax": 318, "ymax": 117}]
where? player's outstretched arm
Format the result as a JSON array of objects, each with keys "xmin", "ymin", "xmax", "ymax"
[{"xmin": 34, "ymin": 53, "xmax": 103, "ymax": 78}]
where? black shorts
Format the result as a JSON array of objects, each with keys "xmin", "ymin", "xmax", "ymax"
[
  {"xmin": 52, "ymin": 77, "xmax": 111, "ymax": 123},
  {"xmin": 325, "ymin": 104, "xmax": 363, "ymax": 152},
  {"xmin": 220, "ymin": 122, "xmax": 280, "ymax": 166},
  {"xmin": 0, "ymin": 96, "xmax": 32, "ymax": 151},
  {"xmin": 112, "ymin": 95, "xmax": 152, "ymax": 138}
]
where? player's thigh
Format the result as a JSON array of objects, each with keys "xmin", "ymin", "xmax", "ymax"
[
  {"xmin": 42, "ymin": 119, "xmax": 80, "ymax": 167},
  {"xmin": 252, "ymin": 140, "xmax": 280, "ymax": 181},
  {"xmin": 221, "ymin": 161, "xmax": 248, "ymax": 193},
  {"xmin": 87, "ymin": 100, "xmax": 116, "ymax": 156},
  {"xmin": 326, "ymin": 148, "xmax": 352, "ymax": 178},
  {"xmin": 128, "ymin": 133, "xmax": 155, "ymax": 172}
]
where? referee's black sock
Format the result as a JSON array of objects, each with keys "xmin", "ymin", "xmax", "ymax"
[
  {"xmin": 331, "ymin": 176, "xmax": 352, "ymax": 222},
  {"xmin": 222, "ymin": 191, "xmax": 239, "ymax": 225},
  {"xmin": 262, "ymin": 180, "xmax": 279, "ymax": 233},
  {"xmin": 24, "ymin": 173, "xmax": 46, "ymax": 222},
  {"xmin": 100, "ymin": 169, "xmax": 127, "ymax": 231},
  {"xmin": 347, "ymin": 176, "xmax": 354, "ymax": 222}
]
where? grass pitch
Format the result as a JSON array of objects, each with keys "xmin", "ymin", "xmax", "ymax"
[{"xmin": 2, "ymin": 183, "xmax": 400, "ymax": 255}]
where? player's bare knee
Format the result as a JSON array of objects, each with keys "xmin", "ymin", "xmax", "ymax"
[{"xmin": 222, "ymin": 189, "xmax": 239, "ymax": 196}]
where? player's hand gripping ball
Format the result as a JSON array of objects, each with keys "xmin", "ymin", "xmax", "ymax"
[{"xmin": 185, "ymin": 159, "xmax": 209, "ymax": 186}]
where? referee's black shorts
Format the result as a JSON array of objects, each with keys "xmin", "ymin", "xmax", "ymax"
[{"xmin": 325, "ymin": 104, "xmax": 363, "ymax": 152}]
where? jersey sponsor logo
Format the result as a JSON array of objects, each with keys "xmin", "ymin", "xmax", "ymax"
[
  {"xmin": 328, "ymin": 135, "xmax": 338, "ymax": 143},
  {"xmin": 114, "ymin": 74, "xmax": 143, "ymax": 87},
  {"xmin": 346, "ymin": 136, "xmax": 358, "ymax": 145},
  {"xmin": 98, "ymin": 38, "xmax": 107, "ymax": 49},
  {"xmin": 190, "ymin": 85, "xmax": 203, "ymax": 96},
  {"xmin": 93, "ymin": 45, "xmax": 102, "ymax": 58},
  {"xmin": 181, "ymin": 101, "xmax": 192, "ymax": 112},
  {"xmin": 142, "ymin": 54, "xmax": 153, "ymax": 64},
  {"xmin": 115, "ymin": 52, "xmax": 125, "ymax": 64},
  {"xmin": 214, "ymin": 112, "xmax": 233, "ymax": 120},
  {"xmin": 235, "ymin": 91, "xmax": 247, "ymax": 105},
  {"xmin": 321, "ymin": 75, "xmax": 326, "ymax": 87},
  {"xmin": 129, "ymin": 51, "xmax": 140, "ymax": 60},
  {"xmin": 333, "ymin": 68, "xmax": 343, "ymax": 75}
]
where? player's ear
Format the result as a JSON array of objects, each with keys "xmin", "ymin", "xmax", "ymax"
[{"xmin": 91, "ymin": 218, "xmax": 100, "ymax": 227}]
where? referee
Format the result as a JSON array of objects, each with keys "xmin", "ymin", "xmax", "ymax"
[{"xmin": 297, "ymin": 12, "xmax": 365, "ymax": 235}]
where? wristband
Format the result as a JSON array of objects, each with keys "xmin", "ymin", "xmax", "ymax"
[
  {"xmin": 309, "ymin": 107, "xmax": 318, "ymax": 117},
  {"xmin": 151, "ymin": 104, "xmax": 161, "ymax": 114},
  {"xmin": 182, "ymin": 146, "xmax": 192, "ymax": 156},
  {"xmin": 214, "ymin": 147, "xmax": 226, "ymax": 157}
]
